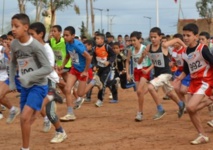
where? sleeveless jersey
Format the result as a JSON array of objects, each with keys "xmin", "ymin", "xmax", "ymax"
[
  {"xmin": 132, "ymin": 44, "xmax": 151, "ymax": 69},
  {"xmin": 50, "ymin": 38, "xmax": 71, "ymax": 68},
  {"xmin": 182, "ymin": 43, "xmax": 213, "ymax": 80},
  {"xmin": 95, "ymin": 45, "xmax": 108, "ymax": 67},
  {"xmin": 172, "ymin": 46, "xmax": 185, "ymax": 72},
  {"xmin": 149, "ymin": 44, "xmax": 171, "ymax": 77}
]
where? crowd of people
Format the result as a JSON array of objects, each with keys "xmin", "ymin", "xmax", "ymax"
[{"xmin": 0, "ymin": 13, "xmax": 213, "ymax": 150}]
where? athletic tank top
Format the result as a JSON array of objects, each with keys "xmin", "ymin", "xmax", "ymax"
[
  {"xmin": 172, "ymin": 46, "xmax": 185, "ymax": 72},
  {"xmin": 50, "ymin": 37, "xmax": 71, "ymax": 68},
  {"xmin": 149, "ymin": 44, "xmax": 171, "ymax": 77},
  {"xmin": 95, "ymin": 45, "xmax": 108, "ymax": 67},
  {"xmin": 132, "ymin": 44, "xmax": 151, "ymax": 69},
  {"xmin": 182, "ymin": 43, "xmax": 213, "ymax": 79}
]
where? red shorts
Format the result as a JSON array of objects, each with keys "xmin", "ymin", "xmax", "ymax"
[
  {"xmin": 188, "ymin": 79, "xmax": 213, "ymax": 96},
  {"xmin": 134, "ymin": 67, "xmax": 150, "ymax": 82},
  {"xmin": 88, "ymin": 68, "xmax": 93, "ymax": 80},
  {"xmin": 69, "ymin": 67, "xmax": 88, "ymax": 81}
]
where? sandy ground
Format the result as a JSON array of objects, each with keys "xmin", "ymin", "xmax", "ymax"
[{"xmin": 0, "ymin": 87, "xmax": 213, "ymax": 150}]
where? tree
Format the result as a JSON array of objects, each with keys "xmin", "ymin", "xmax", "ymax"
[
  {"xmin": 196, "ymin": 0, "xmax": 213, "ymax": 19},
  {"xmin": 29, "ymin": 0, "xmax": 47, "ymax": 21},
  {"xmin": 18, "ymin": 0, "xmax": 27, "ymax": 13},
  {"xmin": 49, "ymin": 0, "xmax": 80, "ymax": 26},
  {"xmin": 196, "ymin": 0, "xmax": 213, "ymax": 32},
  {"xmin": 79, "ymin": 21, "xmax": 87, "ymax": 38}
]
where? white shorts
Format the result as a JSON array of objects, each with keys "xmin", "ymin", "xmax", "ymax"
[
  {"xmin": 47, "ymin": 70, "xmax": 60, "ymax": 83},
  {"xmin": 0, "ymin": 71, "xmax": 8, "ymax": 81},
  {"xmin": 150, "ymin": 74, "xmax": 173, "ymax": 93}
]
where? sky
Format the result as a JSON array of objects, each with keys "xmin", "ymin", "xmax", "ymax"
[{"xmin": 0, "ymin": 0, "xmax": 200, "ymax": 38}]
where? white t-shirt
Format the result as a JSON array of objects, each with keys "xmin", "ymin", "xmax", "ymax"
[{"xmin": 44, "ymin": 43, "xmax": 59, "ymax": 83}]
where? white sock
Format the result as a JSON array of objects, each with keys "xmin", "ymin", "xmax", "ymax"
[
  {"xmin": 47, "ymin": 95, "xmax": 54, "ymax": 101},
  {"xmin": 76, "ymin": 97, "xmax": 82, "ymax": 102},
  {"xmin": 44, "ymin": 116, "xmax": 49, "ymax": 122},
  {"xmin": 10, "ymin": 106, "xmax": 15, "ymax": 112}
]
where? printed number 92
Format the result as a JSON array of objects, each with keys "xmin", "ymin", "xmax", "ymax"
[{"xmin": 189, "ymin": 61, "xmax": 202, "ymax": 72}]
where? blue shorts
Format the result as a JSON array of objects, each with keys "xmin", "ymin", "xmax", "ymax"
[
  {"xmin": 4, "ymin": 75, "xmax": 22, "ymax": 93},
  {"xmin": 174, "ymin": 70, "xmax": 191, "ymax": 87},
  {"xmin": 20, "ymin": 85, "xmax": 48, "ymax": 111}
]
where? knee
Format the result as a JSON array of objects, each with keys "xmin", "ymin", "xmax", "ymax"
[
  {"xmin": 77, "ymin": 91, "xmax": 84, "ymax": 97},
  {"xmin": 20, "ymin": 114, "xmax": 30, "ymax": 123},
  {"xmin": 64, "ymin": 86, "xmax": 71, "ymax": 95},
  {"xmin": 179, "ymin": 89, "xmax": 187, "ymax": 95},
  {"xmin": 186, "ymin": 104, "xmax": 195, "ymax": 114},
  {"xmin": 148, "ymin": 84, "xmax": 155, "ymax": 92},
  {"xmin": 136, "ymin": 89, "xmax": 142, "ymax": 96}
]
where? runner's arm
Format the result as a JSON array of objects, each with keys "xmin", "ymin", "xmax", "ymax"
[{"xmin": 202, "ymin": 45, "xmax": 213, "ymax": 65}]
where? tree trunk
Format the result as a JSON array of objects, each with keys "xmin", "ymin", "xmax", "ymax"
[
  {"xmin": 90, "ymin": 0, "xmax": 95, "ymax": 34},
  {"xmin": 50, "ymin": 0, "xmax": 56, "ymax": 26},
  {"xmin": 86, "ymin": 0, "xmax": 89, "ymax": 30},
  {"xmin": 18, "ymin": 0, "xmax": 26, "ymax": 13},
  {"xmin": 35, "ymin": 0, "xmax": 43, "ymax": 22}
]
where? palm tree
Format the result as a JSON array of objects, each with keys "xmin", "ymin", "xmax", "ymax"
[{"xmin": 90, "ymin": 0, "xmax": 95, "ymax": 35}]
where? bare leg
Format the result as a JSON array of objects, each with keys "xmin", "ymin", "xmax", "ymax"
[
  {"xmin": 187, "ymin": 94, "xmax": 206, "ymax": 135},
  {"xmin": 20, "ymin": 105, "xmax": 35, "ymax": 148}
]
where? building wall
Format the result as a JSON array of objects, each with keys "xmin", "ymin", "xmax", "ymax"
[{"xmin": 177, "ymin": 18, "xmax": 213, "ymax": 36}]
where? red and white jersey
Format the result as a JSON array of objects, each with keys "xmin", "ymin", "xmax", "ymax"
[
  {"xmin": 182, "ymin": 43, "xmax": 213, "ymax": 80},
  {"xmin": 172, "ymin": 46, "xmax": 185, "ymax": 71}
]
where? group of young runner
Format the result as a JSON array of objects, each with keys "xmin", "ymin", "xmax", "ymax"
[{"xmin": 0, "ymin": 13, "xmax": 213, "ymax": 149}]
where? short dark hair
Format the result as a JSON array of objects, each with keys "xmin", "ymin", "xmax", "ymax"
[
  {"xmin": 0, "ymin": 34, "xmax": 7, "ymax": 40},
  {"xmin": 83, "ymin": 40, "xmax": 93, "ymax": 45},
  {"xmin": 173, "ymin": 33, "xmax": 183, "ymax": 41},
  {"xmin": 7, "ymin": 31, "xmax": 13, "ymax": 36},
  {"xmin": 64, "ymin": 26, "xmax": 75, "ymax": 35},
  {"xmin": 52, "ymin": 25, "xmax": 62, "ymax": 32},
  {"xmin": 199, "ymin": 31, "xmax": 210, "ymax": 39},
  {"xmin": 118, "ymin": 34, "xmax": 122, "ymax": 38},
  {"xmin": 29, "ymin": 22, "xmax": 46, "ymax": 39},
  {"xmin": 81, "ymin": 35, "xmax": 87, "ymax": 39},
  {"xmin": 130, "ymin": 31, "xmax": 141, "ymax": 40},
  {"xmin": 150, "ymin": 27, "xmax": 161, "ymax": 36},
  {"xmin": 113, "ymin": 42, "xmax": 120, "ymax": 47},
  {"xmin": 124, "ymin": 34, "xmax": 129, "ymax": 38},
  {"xmin": 11, "ymin": 13, "xmax": 30, "ymax": 26},
  {"xmin": 183, "ymin": 23, "xmax": 198, "ymax": 35},
  {"xmin": 96, "ymin": 33, "xmax": 105, "ymax": 39}
]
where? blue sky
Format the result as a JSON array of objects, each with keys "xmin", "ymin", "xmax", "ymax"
[{"xmin": 0, "ymin": 0, "xmax": 200, "ymax": 37}]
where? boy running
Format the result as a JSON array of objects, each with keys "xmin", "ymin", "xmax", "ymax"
[
  {"xmin": 126, "ymin": 31, "xmax": 152, "ymax": 121},
  {"xmin": 163, "ymin": 34, "xmax": 190, "ymax": 106},
  {"xmin": 145, "ymin": 27, "xmax": 185, "ymax": 120},
  {"xmin": 93, "ymin": 33, "xmax": 116, "ymax": 106},
  {"xmin": 10, "ymin": 13, "xmax": 52, "ymax": 150},
  {"xmin": 175, "ymin": 23, "xmax": 213, "ymax": 144},
  {"xmin": 28, "ymin": 22, "xmax": 67, "ymax": 143},
  {"xmin": 59, "ymin": 26, "xmax": 92, "ymax": 121}
]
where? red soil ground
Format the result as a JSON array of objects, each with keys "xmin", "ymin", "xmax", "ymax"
[{"xmin": 0, "ymin": 88, "xmax": 213, "ymax": 150}]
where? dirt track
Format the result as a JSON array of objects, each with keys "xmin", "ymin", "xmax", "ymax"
[{"xmin": 0, "ymin": 88, "xmax": 213, "ymax": 150}]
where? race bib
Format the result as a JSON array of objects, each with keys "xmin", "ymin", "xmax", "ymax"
[
  {"xmin": 133, "ymin": 57, "xmax": 139, "ymax": 63},
  {"xmin": 149, "ymin": 53, "xmax": 165, "ymax": 67},
  {"xmin": 17, "ymin": 57, "xmax": 38, "ymax": 76},
  {"xmin": 69, "ymin": 51, "xmax": 79, "ymax": 64},
  {"xmin": 54, "ymin": 50, "xmax": 63, "ymax": 61},
  {"xmin": 96, "ymin": 57, "xmax": 107, "ymax": 67}
]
